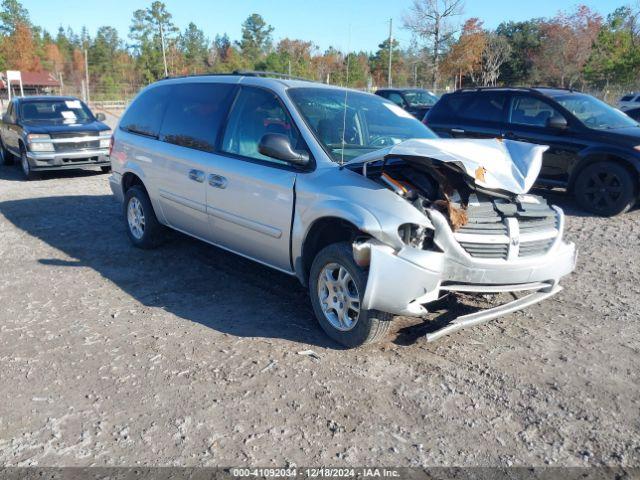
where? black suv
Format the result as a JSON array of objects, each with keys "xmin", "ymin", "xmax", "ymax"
[
  {"xmin": 375, "ymin": 88, "xmax": 439, "ymax": 120},
  {"xmin": 425, "ymin": 87, "xmax": 640, "ymax": 216}
]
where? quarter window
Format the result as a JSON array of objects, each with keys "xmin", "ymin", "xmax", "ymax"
[
  {"xmin": 120, "ymin": 85, "xmax": 171, "ymax": 138},
  {"xmin": 510, "ymin": 96, "xmax": 561, "ymax": 127},
  {"xmin": 159, "ymin": 83, "xmax": 236, "ymax": 153},
  {"xmin": 221, "ymin": 87, "xmax": 302, "ymax": 165}
]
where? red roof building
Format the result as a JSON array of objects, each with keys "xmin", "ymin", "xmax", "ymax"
[{"xmin": 1, "ymin": 71, "xmax": 61, "ymax": 96}]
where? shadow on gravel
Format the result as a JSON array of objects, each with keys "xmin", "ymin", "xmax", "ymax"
[
  {"xmin": 0, "ymin": 163, "xmax": 106, "ymax": 182},
  {"xmin": 0, "ymin": 193, "xmax": 340, "ymax": 349}
]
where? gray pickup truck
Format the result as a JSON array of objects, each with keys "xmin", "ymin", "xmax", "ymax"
[
  {"xmin": 108, "ymin": 73, "xmax": 576, "ymax": 347},
  {"xmin": 0, "ymin": 95, "xmax": 112, "ymax": 179}
]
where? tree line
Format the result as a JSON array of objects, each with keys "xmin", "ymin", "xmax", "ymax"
[{"xmin": 0, "ymin": 0, "xmax": 638, "ymax": 100}]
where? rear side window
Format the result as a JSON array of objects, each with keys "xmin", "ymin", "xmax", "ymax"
[
  {"xmin": 509, "ymin": 96, "xmax": 560, "ymax": 127},
  {"xmin": 428, "ymin": 92, "xmax": 506, "ymax": 123},
  {"xmin": 159, "ymin": 83, "xmax": 236, "ymax": 153},
  {"xmin": 120, "ymin": 85, "xmax": 171, "ymax": 138},
  {"xmin": 621, "ymin": 95, "xmax": 634, "ymax": 101}
]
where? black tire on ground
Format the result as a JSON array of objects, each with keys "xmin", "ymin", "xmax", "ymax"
[
  {"xmin": 309, "ymin": 242, "xmax": 393, "ymax": 348},
  {"xmin": 101, "ymin": 166, "xmax": 112, "ymax": 173},
  {"xmin": 0, "ymin": 139, "xmax": 13, "ymax": 165},
  {"xmin": 20, "ymin": 148, "xmax": 39, "ymax": 180},
  {"xmin": 123, "ymin": 185, "xmax": 164, "ymax": 249},
  {"xmin": 573, "ymin": 161, "xmax": 636, "ymax": 216}
]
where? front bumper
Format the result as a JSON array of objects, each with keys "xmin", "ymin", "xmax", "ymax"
[
  {"xmin": 361, "ymin": 208, "xmax": 577, "ymax": 340},
  {"xmin": 26, "ymin": 149, "xmax": 110, "ymax": 171}
]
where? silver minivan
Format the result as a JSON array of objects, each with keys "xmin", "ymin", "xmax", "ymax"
[{"xmin": 109, "ymin": 73, "xmax": 576, "ymax": 347}]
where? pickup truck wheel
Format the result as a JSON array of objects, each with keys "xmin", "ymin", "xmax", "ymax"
[
  {"xmin": 124, "ymin": 185, "xmax": 164, "ymax": 249},
  {"xmin": 309, "ymin": 242, "xmax": 392, "ymax": 348},
  {"xmin": 574, "ymin": 161, "xmax": 636, "ymax": 216},
  {"xmin": 20, "ymin": 149, "xmax": 39, "ymax": 180},
  {"xmin": 0, "ymin": 140, "xmax": 13, "ymax": 165}
]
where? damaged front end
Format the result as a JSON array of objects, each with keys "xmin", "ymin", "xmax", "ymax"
[{"xmin": 346, "ymin": 138, "xmax": 577, "ymax": 341}]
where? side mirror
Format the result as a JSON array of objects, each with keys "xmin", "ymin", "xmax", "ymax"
[
  {"xmin": 547, "ymin": 115, "xmax": 568, "ymax": 130},
  {"xmin": 258, "ymin": 134, "xmax": 310, "ymax": 166},
  {"xmin": 95, "ymin": 112, "xmax": 106, "ymax": 122}
]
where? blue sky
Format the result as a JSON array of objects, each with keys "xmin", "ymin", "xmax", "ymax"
[{"xmin": 23, "ymin": 0, "xmax": 626, "ymax": 52}]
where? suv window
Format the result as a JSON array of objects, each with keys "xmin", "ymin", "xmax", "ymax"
[
  {"xmin": 221, "ymin": 87, "xmax": 302, "ymax": 165},
  {"xmin": 621, "ymin": 95, "xmax": 634, "ymax": 101},
  {"xmin": 509, "ymin": 96, "xmax": 560, "ymax": 127},
  {"xmin": 120, "ymin": 85, "xmax": 171, "ymax": 137},
  {"xmin": 387, "ymin": 92, "xmax": 406, "ymax": 108},
  {"xmin": 428, "ymin": 92, "xmax": 506, "ymax": 123},
  {"xmin": 159, "ymin": 83, "xmax": 236, "ymax": 153}
]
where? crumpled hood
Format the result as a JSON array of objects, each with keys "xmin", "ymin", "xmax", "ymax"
[{"xmin": 347, "ymin": 138, "xmax": 549, "ymax": 195}]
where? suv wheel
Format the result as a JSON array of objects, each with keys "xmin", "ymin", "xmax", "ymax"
[
  {"xmin": 124, "ymin": 185, "xmax": 164, "ymax": 249},
  {"xmin": 574, "ymin": 161, "xmax": 636, "ymax": 216},
  {"xmin": 20, "ymin": 148, "xmax": 39, "ymax": 180},
  {"xmin": 309, "ymin": 242, "xmax": 392, "ymax": 348}
]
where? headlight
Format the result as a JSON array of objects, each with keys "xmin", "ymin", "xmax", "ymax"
[
  {"xmin": 99, "ymin": 130, "xmax": 113, "ymax": 149},
  {"xmin": 634, "ymin": 145, "xmax": 640, "ymax": 152},
  {"xmin": 27, "ymin": 134, "xmax": 55, "ymax": 152},
  {"xmin": 398, "ymin": 223, "xmax": 433, "ymax": 249}
]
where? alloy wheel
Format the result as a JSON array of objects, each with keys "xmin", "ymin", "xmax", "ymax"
[
  {"xmin": 583, "ymin": 170, "xmax": 624, "ymax": 211},
  {"xmin": 127, "ymin": 196, "xmax": 146, "ymax": 240},
  {"xmin": 317, "ymin": 262, "xmax": 361, "ymax": 331}
]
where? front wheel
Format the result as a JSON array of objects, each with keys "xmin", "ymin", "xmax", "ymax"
[
  {"xmin": 573, "ymin": 161, "xmax": 636, "ymax": 216},
  {"xmin": 0, "ymin": 139, "xmax": 13, "ymax": 165},
  {"xmin": 309, "ymin": 242, "xmax": 392, "ymax": 348}
]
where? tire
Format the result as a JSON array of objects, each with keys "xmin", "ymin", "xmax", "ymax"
[
  {"xmin": 101, "ymin": 166, "xmax": 112, "ymax": 173},
  {"xmin": 573, "ymin": 161, "xmax": 636, "ymax": 216},
  {"xmin": 309, "ymin": 242, "xmax": 393, "ymax": 348},
  {"xmin": 20, "ymin": 148, "xmax": 39, "ymax": 180},
  {"xmin": 123, "ymin": 185, "xmax": 164, "ymax": 249},
  {"xmin": 0, "ymin": 139, "xmax": 13, "ymax": 165}
]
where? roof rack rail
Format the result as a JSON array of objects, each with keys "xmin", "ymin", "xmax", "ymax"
[
  {"xmin": 454, "ymin": 85, "xmax": 579, "ymax": 94},
  {"xmin": 160, "ymin": 70, "xmax": 315, "ymax": 83},
  {"xmin": 231, "ymin": 70, "xmax": 313, "ymax": 82}
]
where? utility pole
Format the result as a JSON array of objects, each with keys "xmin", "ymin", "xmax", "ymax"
[
  {"xmin": 84, "ymin": 49, "xmax": 90, "ymax": 104},
  {"xmin": 387, "ymin": 18, "xmax": 393, "ymax": 88},
  {"xmin": 159, "ymin": 22, "xmax": 168, "ymax": 77}
]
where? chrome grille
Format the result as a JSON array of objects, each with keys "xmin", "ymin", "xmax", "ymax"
[
  {"xmin": 453, "ymin": 194, "xmax": 559, "ymax": 260},
  {"xmin": 519, "ymin": 238, "xmax": 555, "ymax": 257},
  {"xmin": 458, "ymin": 241, "xmax": 508, "ymax": 259}
]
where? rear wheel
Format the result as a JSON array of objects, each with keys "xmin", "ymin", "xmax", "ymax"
[
  {"xmin": 309, "ymin": 242, "xmax": 392, "ymax": 348},
  {"xmin": 101, "ymin": 166, "xmax": 111, "ymax": 173},
  {"xmin": 123, "ymin": 185, "xmax": 164, "ymax": 249},
  {"xmin": 20, "ymin": 148, "xmax": 39, "ymax": 180},
  {"xmin": 573, "ymin": 161, "xmax": 636, "ymax": 216}
]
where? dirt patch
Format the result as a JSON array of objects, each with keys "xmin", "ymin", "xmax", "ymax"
[{"xmin": 0, "ymin": 165, "xmax": 638, "ymax": 467}]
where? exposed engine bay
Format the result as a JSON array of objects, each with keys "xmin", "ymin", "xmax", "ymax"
[{"xmin": 346, "ymin": 138, "xmax": 558, "ymax": 252}]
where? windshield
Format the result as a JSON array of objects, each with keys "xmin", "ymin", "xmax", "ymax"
[
  {"xmin": 20, "ymin": 99, "xmax": 94, "ymax": 123},
  {"xmin": 288, "ymin": 87, "xmax": 437, "ymax": 163},
  {"xmin": 555, "ymin": 94, "xmax": 638, "ymax": 130},
  {"xmin": 403, "ymin": 90, "xmax": 438, "ymax": 107}
]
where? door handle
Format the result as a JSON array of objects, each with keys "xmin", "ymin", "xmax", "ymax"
[
  {"xmin": 208, "ymin": 173, "xmax": 228, "ymax": 189},
  {"xmin": 188, "ymin": 169, "xmax": 205, "ymax": 183},
  {"xmin": 451, "ymin": 128, "xmax": 465, "ymax": 134}
]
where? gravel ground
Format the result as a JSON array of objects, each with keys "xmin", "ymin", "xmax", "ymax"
[{"xmin": 0, "ymin": 164, "xmax": 638, "ymax": 467}]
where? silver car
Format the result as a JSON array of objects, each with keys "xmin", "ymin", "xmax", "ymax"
[{"xmin": 109, "ymin": 74, "xmax": 576, "ymax": 347}]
